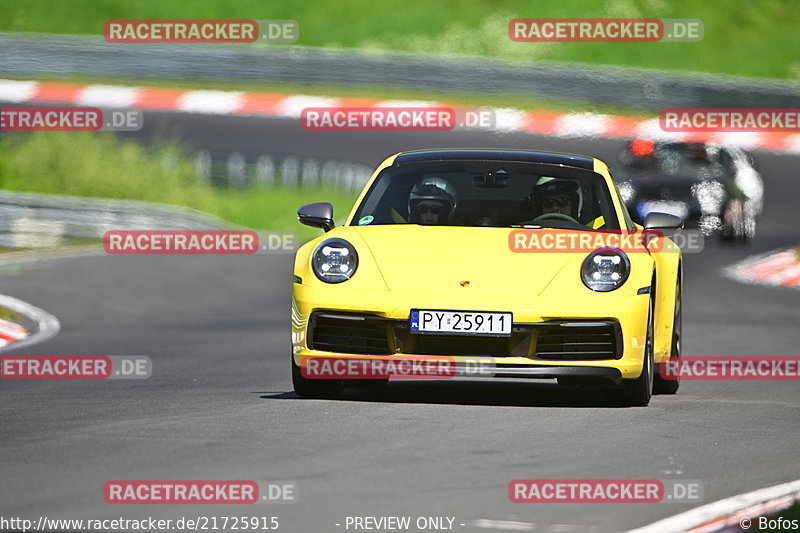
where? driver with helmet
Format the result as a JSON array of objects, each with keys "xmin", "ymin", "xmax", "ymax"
[
  {"xmin": 408, "ymin": 177, "xmax": 458, "ymax": 225},
  {"xmin": 527, "ymin": 178, "xmax": 608, "ymax": 229},
  {"xmin": 534, "ymin": 179, "xmax": 581, "ymax": 220},
  {"xmin": 526, "ymin": 178, "xmax": 583, "ymax": 222}
]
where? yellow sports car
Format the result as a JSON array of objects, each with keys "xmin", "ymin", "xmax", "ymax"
[{"xmin": 291, "ymin": 149, "xmax": 683, "ymax": 406}]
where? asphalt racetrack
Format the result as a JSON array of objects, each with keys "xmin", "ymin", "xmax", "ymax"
[{"xmin": 1, "ymin": 111, "xmax": 799, "ymax": 532}]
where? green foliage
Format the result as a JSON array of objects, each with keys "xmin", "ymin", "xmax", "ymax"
[
  {"xmin": 2, "ymin": 0, "xmax": 799, "ymax": 79},
  {"xmin": 0, "ymin": 132, "xmax": 357, "ymax": 242}
]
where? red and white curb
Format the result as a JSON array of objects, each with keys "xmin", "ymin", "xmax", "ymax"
[
  {"xmin": 2, "ymin": 79, "xmax": 800, "ymax": 154},
  {"xmin": 627, "ymin": 478, "xmax": 800, "ymax": 533},
  {"xmin": 0, "ymin": 318, "xmax": 28, "ymax": 348},
  {"xmin": 723, "ymin": 247, "xmax": 800, "ymax": 289},
  {"xmin": 0, "ymin": 294, "xmax": 60, "ymax": 352}
]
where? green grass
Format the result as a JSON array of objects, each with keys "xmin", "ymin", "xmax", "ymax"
[
  {"xmin": 756, "ymin": 503, "xmax": 800, "ymax": 531},
  {"xmin": 0, "ymin": 307, "xmax": 23, "ymax": 323},
  {"xmin": 0, "ymin": 132, "xmax": 359, "ymax": 242},
  {"xmin": 2, "ymin": 0, "xmax": 799, "ymax": 80}
]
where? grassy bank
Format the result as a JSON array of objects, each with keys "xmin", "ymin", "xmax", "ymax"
[
  {"xmin": 2, "ymin": 0, "xmax": 799, "ymax": 80},
  {"xmin": 0, "ymin": 132, "xmax": 359, "ymax": 242},
  {"xmin": 0, "ymin": 307, "xmax": 23, "ymax": 323}
]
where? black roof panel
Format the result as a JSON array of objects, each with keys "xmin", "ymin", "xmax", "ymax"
[{"xmin": 394, "ymin": 149, "xmax": 595, "ymax": 169}]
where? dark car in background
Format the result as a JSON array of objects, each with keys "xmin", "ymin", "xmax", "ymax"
[{"xmin": 613, "ymin": 139, "xmax": 764, "ymax": 241}]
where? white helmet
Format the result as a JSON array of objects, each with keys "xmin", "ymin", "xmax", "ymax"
[
  {"xmin": 408, "ymin": 177, "xmax": 458, "ymax": 222},
  {"xmin": 532, "ymin": 177, "xmax": 584, "ymax": 219}
]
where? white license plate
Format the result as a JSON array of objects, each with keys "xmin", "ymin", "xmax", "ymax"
[{"xmin": 410, "ymin": 310, "xmax": 512, "ymax": 336}]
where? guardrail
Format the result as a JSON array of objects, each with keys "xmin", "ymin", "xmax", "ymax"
[
  {"xmin": 2, "ymin": 33, "xmax": 800, "ymax": 110},
  {"xmin": 0, "ymin": 190, "xmax": 235, "ymax": 248},
  {"xmin": 0, "ymin": 151, "xmax": 373, "ymax": 249},
  {"xmin": 196, "ymin": 151, "xmax": 373, "ymax": 191}
]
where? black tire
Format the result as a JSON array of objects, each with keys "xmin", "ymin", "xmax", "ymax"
[
  {"xmin": 291, "ymin": 356, "xmax": 343, "ymax": 399},
  {"xmin": 719, "ymin": 201, "xmax": 737, "ymax": 241},
  {"xmin": 741, "ymin": 208, "xmax": 756, "ymax": 242},
  {"xmin": 347, "ymin": 378, "xmax": 389, "ymax": 390},
  {"xmin": 721, "ymin": 200, "xmax": 752, "ymax": 243},
  {"xmin": 619, "ymin": 296, "xmax": 655, "ymax": 406},
  {"xmin": 654, "ymin": 277, "xmax": 681, "ymax": 395}
]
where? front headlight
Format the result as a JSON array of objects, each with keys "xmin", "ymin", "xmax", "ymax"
[
  {"xmin": 581, "ymin": 248, "xmax": 630, "ymax": 292},
  {"xmin": 312, "ymin": 238, "xmax": 358, "ymax": 283}
]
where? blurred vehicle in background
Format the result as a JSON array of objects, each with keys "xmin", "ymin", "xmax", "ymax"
[{"xmin": 613, "ymin": 139, "xmax": 763, "ymax": 241}]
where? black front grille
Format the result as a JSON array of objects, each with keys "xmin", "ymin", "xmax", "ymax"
[
  {"xmin": 309, "ymin": 313, "xmax": 392, "ymax": 355},
  {"xmin": 308, "ymin": 313, "xmax": 620, "ymax": 360},
  {"xmin": 413, "ymin": 335, "xmax": 513, "ymax": 357},
  {"xmin": 534, "ymin": 323, "xmax": 620, "ymax": 360}
]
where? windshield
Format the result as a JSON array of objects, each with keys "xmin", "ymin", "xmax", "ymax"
[{"xmin": 351, "ymin": 160, "xmax": 620, "ymax": 230}]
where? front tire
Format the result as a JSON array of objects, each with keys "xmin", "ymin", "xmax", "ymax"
[
  {"xmin": 654, "ymin": 277, "xmax": 681, "ymax": 395},
  {"xmin": 619, "ymin": 297, "xmax": 655, "ymax": 406},
  {"xmin": 347, "ymin": 378, "xmax": 389, "ymax": 390},
  {"xmin": 291, "ymin": 356, "xmax": 343, "ymax": 398},
  {"xmin": 721, "ymin": 200, "xmax": 754, "ymax": 242}
]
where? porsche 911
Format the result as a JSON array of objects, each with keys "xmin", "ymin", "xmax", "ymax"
[{"xmin": 291, "ymin": 149, "xmax": 683, "ymax": 406}]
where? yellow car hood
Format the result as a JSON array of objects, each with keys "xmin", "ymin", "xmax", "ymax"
[{"xmin": 351, "ymin": 225, "xmax": 581, "ymax": 296}]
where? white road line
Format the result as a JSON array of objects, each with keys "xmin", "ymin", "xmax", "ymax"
[
  {"xmin": 0, "ymin": 79, "xmax": 40, "ymax": 102},
  {"xmin": 782, "ymin": 134, "xmax": 800, "ymax": 154},
  {"xmin": 714, "ymin": 131, "xmax": 762, "ymax": 150},
  {"xmin": 178, "ymin": 90, "xmax": 244, "ymax": 114},
  {"xmin": 492, "ymin": 108, "xmax": 527, "ymax": 132},
  {"xmin": 556, "ymin": 113, "xmax": 609, "ymax": 138},
  {"xmin": 471, "ymin": 518, "xmax": 536, "ymax": 531},
  {"xmin": 634, "ymin": 118, "xmax": 687, "ymax": 142},
  {"xmin": 627, "ymin": 478, "xmax": 800, "ymax": 533},
  {"xmin": 0, "ymin": 294, "xmax": 61, "ymax": 352},
  {"xmin": 276, "ymin": 95, "xmax": 341, "ymax": 117},
  {"xmin": 77, "ymin": 84, "xmax": 140, "ymax": 107}
]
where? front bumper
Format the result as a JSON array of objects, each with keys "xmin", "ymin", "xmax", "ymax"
[{"xmin": 292, "ymin": 284, "xmax": 650, "ymax": 380}]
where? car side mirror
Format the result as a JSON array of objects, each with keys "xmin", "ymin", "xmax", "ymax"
[
  {"xmin": 643, "ymin": 212, "xmax": 683, "ymax": 237},
  {"xmin": 298, "ymin": 202, "xmax": 335, "ymax": 232}
]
